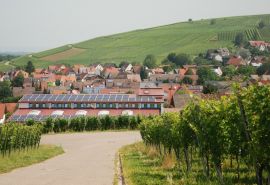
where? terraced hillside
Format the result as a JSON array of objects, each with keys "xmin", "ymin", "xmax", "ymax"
[{"xmin": 8, "ymin": 14, "xmax": 270, "ymax": 70}]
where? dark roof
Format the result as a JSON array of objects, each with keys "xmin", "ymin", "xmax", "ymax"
[{"xmin": 19, "ymin": 94, "xmax": 163, "ymax": 103}]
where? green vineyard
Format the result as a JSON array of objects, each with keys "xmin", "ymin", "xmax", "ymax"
[
  {"xmin": 0, "ymin": 123, "xmax": 43, "ymax": 157},
  {"xmin": 218, "ymin": 28, "xmax": 262, "ymax": 41}
]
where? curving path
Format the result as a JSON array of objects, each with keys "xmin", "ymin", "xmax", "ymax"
[{"xmin": 0, "ymin": 131, "xmax": 141, "ymax": 185}]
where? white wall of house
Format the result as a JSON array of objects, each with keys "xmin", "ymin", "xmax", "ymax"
[{"xmin": 0, "ymin": 115, "xmax": 5, "ymax": 124}]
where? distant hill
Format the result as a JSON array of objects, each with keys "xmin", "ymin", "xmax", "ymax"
[{"xmin": 7, "ymin": 14, "xmax": 270, "ymax": 70}]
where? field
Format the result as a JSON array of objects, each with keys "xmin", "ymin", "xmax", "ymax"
[
  {"xmin": 5, "ymin": 14, "xmax": 270, "ymax": 70},
  {"xmin": 119, "ymin": 142, "xmax": 256, "ymax": 185}
]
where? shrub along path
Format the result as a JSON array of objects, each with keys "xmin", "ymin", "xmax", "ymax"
[{"xmin": 0, "ymin": 131, "xmax": 141, "ymax": 185}]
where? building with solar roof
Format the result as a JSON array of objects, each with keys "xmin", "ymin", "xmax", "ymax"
[{"xmin": 9, "ymin": 94, "xmax": 164, "ymax": 122}]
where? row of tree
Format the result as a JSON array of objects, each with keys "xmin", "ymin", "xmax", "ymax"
[
  {"xmin": 139, "ymin": 84, "xmax": 270, "ymax": 185},
  {"xmin": 0, "ymin": 123, "xmax": 42, "ymax": 157},
  {"xmin": 25, "ymin": 115, "xmax": 142, "ymax": 134}
]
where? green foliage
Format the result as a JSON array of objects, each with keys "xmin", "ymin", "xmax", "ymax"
[
  {"xmin": 25, "ymin": 61, "xmax": 35, "ymax": 74},
  {"xmin": 197, "ymin": 67, "xmax": 218, "ymax": 85},
  {"xmin": 12, "ymin": 73, "xmax": 24, "ymax": 87},
  {"xmin": 11, "ymin": 15, "xmax": 270, "ymax": 70},
  {"xmin": 139, "ymin": 85, "xmax": 270, "ymax": 184},
  {"xmin": 139, "ymin": 66, "xmax": 148, "ymax": 80},
  {"xmin": 222, "ymin": 65, "xmax": 237, "ymax": 78},
  {"xmin": 258, "ymin": 20, "xmax": 266, "ymax": 29},
  {"xmin": 55, "ymin": 80, "xmax": 61, "ymax": 86},
  {"xmin": 182, "ymin": 76, "xmax": 193, "ymax": 84},
  {"xmin": 210, "ymin": 19, "xmax": 216, "ymax": 25},
  {"xmin": 234, "ymin": 32, "xmax": 247, "ymax": 47},
  {"xmin": 202, "ymin": 83, "xmax": 218, "ymax": 94},
  {"xmin": 236, "ymin": 66, "xmax": 255, "ymax": 76},
  {"xmin": 257, "ymin": 62, "xmax": 270, "ymax": 75},
  {"xmin": 143, "ymin": 54, "xmax": 157, "ymax": 69},
  {"xmin": 0, "ymin": 123, "xmax": 43, "ymax": 157},
  {"xmin": 0, "ymin": 81, "xmax": 12, "ymax": 100},
  {"xmin": 173, "ymin": 53, "xmax": 192, "ymax": 67}
]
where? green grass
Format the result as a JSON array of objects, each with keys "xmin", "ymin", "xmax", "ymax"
[
  {"xmin": 119, "ymin": 142, "xmax": 257, "ymax": 185},
  {"xmin": 0, "ymin": 145, "xmax": 64, "ymax": 174},
  {"xmin": 9, "ymin": 14, "xmax": 270, "ymax": 70}
]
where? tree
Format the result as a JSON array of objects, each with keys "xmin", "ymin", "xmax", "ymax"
[
  {"xmin": 25, "ymin": 61, "xmax": 35, "ymax": 74},
  {"xmin": 237, "ymin": 66, "xmax": 255, "ymax": 77},
  {"xmin": 55, "ymin": 80, "xmax": 61, "ymax": 86},
  {"xmin": 197, "ymin": 67, "xmax": 218, "ymax": 85},
  {"xmin": 0, "ymin": 81, "xmax": 12, "ymax": 100},
  {"xmin": 258, "ymin": 20, "xmax": 266, "ymax": 29},
  {"xmin": 203, "ymin": 83, "xmax": 218, "ymax": 94},
  {"xmin": 182, "ymin": 76, "xmax": 193, "ymax": 84},
  {"xmin": 119, "ymin": 61, "xmax": 129, "ymax": 68},
  {"xmin": 222, "ymin": 65, "xmax": 236, "ymax": 78},
  {"xmin": 188, "ymin": 18, "xmax": 192, "ymax": 22},
  {"xmin": 257, "ymin": 63, "xmax": 270, "ymax": 75},
  {"xmin": 234, "ymin": 33, "xmax": 246, "ymax": 47},
  {"xmin": 12, "ymin": 73, "xmax": 24, "ymax": 87},
  {"xmin": 140, "ymin": 66, "xmax": 148, "ymax": 80},
  {"xmin": 238, "ymin": 49, "xmax": 251, "ymax": 60},
  {"xmin": 167, "ymin": 53, "xmax": 177, "ymax": 63},
  {"xmin": 210, "ymin": 19, "xmax": 216, "ymax": 25},
  {"xmin": 174, "ymin": 54, "xmax": 192, "ymax": 67},
  {"xmin": 143, "ymin": 54, "xmax": 157, "ymax": 69}
]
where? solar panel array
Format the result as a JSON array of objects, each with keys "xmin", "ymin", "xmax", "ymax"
[
  {"xmin": 9, "ymin": 114, "xmax": 79, "ymax": 122},
  {"xmin": 20, "ymin": 94, "xmax": 158, "ymax": 103}
]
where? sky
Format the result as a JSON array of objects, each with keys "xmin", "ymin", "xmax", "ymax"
[{"xmin": 0, "ymin": 0, "xmax": 270, "ymax": 52}]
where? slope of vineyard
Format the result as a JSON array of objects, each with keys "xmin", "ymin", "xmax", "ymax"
[{"xmin": 9, "ymin": 14, "xmax": 270, "ymax": 69}]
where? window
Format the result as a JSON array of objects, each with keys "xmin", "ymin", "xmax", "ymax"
[
  {"xmin": 154, "ymin": 104, "xmax": 158, "ymax": 108},
  {"xmin": 64, "ymin": 104, "xmax": 68, "ymax": 108},
  {"xmin": 122, "ymin": 110, "xmax": 133, "ymax": 116},
  {"xmin": 109, "ymin": 103, "xmax": 113, "ymax": 108},
  {"xmin": 141, "ymin": 104, "xmax": 144, "ymax": 108},
  {"xmin": 96, "ymin": 103, "xmax": 100, "ymax": 108},
  {"xmin": 42, "ymin": 104, "xmax": 46, "ymax": 108},
  {"xmin": 29, "ymin": 103, "xmax": 33, "ymax": 108},
  {"xmin": 147, "ymin": 104, "xmax": 150, "ymax": 108},
  {"xmin": 98, "ymin": 110, "xmax": 110, "ymax": 116},
  {"xmin": 132, "ymin": 104, "xmax": 135, "ymax": 108},
  {"xmin": 125, "ymin": 104, "xmax": 129, "ymax": 108},
  {"xmin": 36, "ymin": 104, "xmax": 39, "ymax": 108},
  {"xmin": 75, "ymin": 110, "xmax": 87, "ymax": 116},
  {"xmin": 28, "ymin": 110, "xmax": 41, "ymax": 116},
  {"xmin": 51, "ymin": 110, "xmax": 64, "ymax": 116},
  {"xmin": 103, "ymin": 104, "xmax": 106, "ymax": 108}
]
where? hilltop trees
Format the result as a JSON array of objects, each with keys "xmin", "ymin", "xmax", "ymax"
[
  {"xmin": 258, "ymin": 20, "xmax": 266, "ymax": 29},
  {"xmin": 234, "ymin": 33, "xmax": 247, "ymax": 47},
  {"xmin": 143, "ymin": 54, "xmax": 157, "ymax": 69},
  {"xmin": 197, "ymin": 67, "xmax": 218, "ymax": 85},
  {"xmin": 25, "ymin": 61, "xmax": 35, "ymax": 74}
]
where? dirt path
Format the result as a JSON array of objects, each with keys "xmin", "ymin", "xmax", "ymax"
[{"xmin": 0, "ymin": 131, "xmax": 141, "ymax": 185}]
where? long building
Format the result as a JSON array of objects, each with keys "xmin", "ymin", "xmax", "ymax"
[{"xmin": 9, "ymin": 94, "xmax": 164, "ymax": 122}]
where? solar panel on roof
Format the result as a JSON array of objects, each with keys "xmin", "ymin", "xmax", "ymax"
[{"xmin": 116, "ymin": 95, "xmax": 122, "ymax": 100}]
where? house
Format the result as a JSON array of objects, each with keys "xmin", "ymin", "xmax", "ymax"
[
  {"xmin": 121, "ymin": 64, "xmax": 133, "ymax": 73},
  {"xmin": 250, "ymin": 56, "xmax": 265, "ymax": 67},
  {"xmin": 13, "ymin": 87, "xmax": 35, "ymax": 97},
  {"xmin": 249, "ymin": 41, "xmax": 270, "ymax": 51},
  {"xmin": 127, "ymin": 74, "xmax": 141, "ymax": 83},
  {"xmin": 102, "ymin": 67, "xmax": 119, "ymax": 79},
  {"xmin": 149, "ymin": 74, "xmax": 181, "ymax": 83},
  {"xmin": 0, "ymin": 104, "xmax": 5, "ymax": 124},
  {"xmin": 14, "ymin": 70, "xmax": 29, "ymax": 78},
  {"xmin": 132, "ymin": 65, "xmax": 142, "ymax": 74},
  {"xmin": 152, "ymin": 68, "xmax": 164, "ymax": 74},
  {"xmin": 173, "ymin": 93, "xmax": 193, "ymax": 110},
  {"xmin": 9, "ymin": 94, "xmax": 164, "ymax": 122},
  {"xmin": 227, "ymin": 56, "xmax": 247, "ymax": 67},
  {"xmin": 217, "ymin": 48, "xmax": 230, "ymax": 57},
  {"xmin": 212, "ymin": 67, "xmax": 223, "ymax": 76}
]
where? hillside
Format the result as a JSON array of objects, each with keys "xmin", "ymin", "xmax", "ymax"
[{"xmin": 7, "ymin": 14, "xmax": 270, "ymax": 69}]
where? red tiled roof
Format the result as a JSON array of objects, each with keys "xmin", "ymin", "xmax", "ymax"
[
  {"xmin": 0, "ymin": 104, "xmax": 5, "ymax": 119},
  {"xmin": 249, "ymin": 41, "xmax": 270, "ymax": 47},
  {"xmin": 227, "ymin": 57, "xmax": 246, "ymax": 66},
  {"xmin": 13, "ymin": 109, "xmax": 160, "ymax": 117},
  {"xmin": 138, "ymin": 88, "xmax": 164, "ymax": 96},
  {"xmin": 5, "ymin": 103, "xmax": 17, "ymax": 113}
]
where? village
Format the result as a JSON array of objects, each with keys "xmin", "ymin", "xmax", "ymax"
[{"xmin": 0, "ymin": 40, "xmax": 269, "ymax": 123}]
